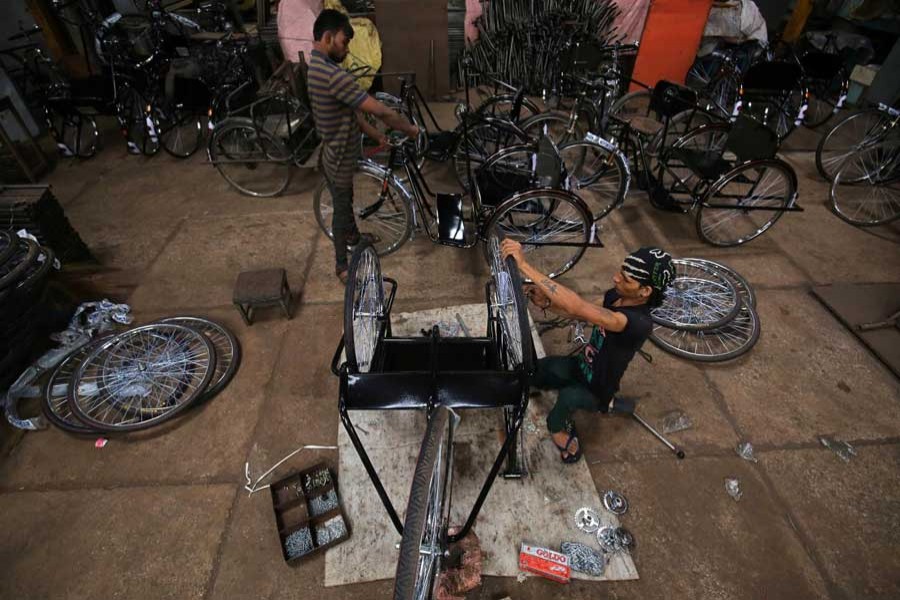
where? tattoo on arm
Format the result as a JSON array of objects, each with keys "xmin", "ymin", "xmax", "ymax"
[{"xmin": 540, "ymin": 278, "xmax": 558, "ymax": 295}]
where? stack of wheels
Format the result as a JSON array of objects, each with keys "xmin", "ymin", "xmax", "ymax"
[
  {"xmin": 0, "ymin": 232, "xmax": 57, "ymax": 386},
  {"xmin": 649, "ymin": 259, "xmax": 760, "ymax": 362},
  {"xmin": 41, "ymin": 316, "xmax": 241, "ymax": 435}
]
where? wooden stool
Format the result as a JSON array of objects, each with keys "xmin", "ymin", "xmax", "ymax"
[{"xmin": 233, "ymin": 268, "xmax": 293, "ymax": 325}]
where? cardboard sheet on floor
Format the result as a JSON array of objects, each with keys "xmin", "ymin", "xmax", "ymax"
[
  {"xmin": 324, "ymin": 303, "xmax": 639, "ymax": 585},
  {"xmin": 811, "ymin": 283, "xmax": 900, "ymax": 379}
]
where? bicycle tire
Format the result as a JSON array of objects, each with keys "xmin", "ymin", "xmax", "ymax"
[
  {"xmin": 829, "ymin": 142, "xmax": 900, "ymax": 226},
  {"xmin": 652, "ymin": 259, "xmax": 740, "ymax": 331},
  {"xmin": 650, "ymin": 299, "xmax": 760, "ymax": 362},
  {"xmin": 681, "ymin": 258, "xmax": 756, "ymax": 309},
  {"xmin": 393, "ymin": 404, "xmax": 454, "ymax": 600},
  {"xmin": 120, "ymin": 86, "xmax": 160, "ymax": 156},
  {"xmin": 484, "ymin": 188, "xmax": 592, "ymax": 280},
  {"xmin": 487, "ymin": 236, "xmax": 534, "ymax": 373},
  {"xmin": 520, "ymin": 112, "xmax": 586, "ymax": 147},
  {"xmin": 803, "ymin": 69, "xmax": 848, "ymax": 129},
  {"xmin": 343, "ymin": 243, "xmax": 386, "ymax": 374},
  {"xmin": 159, "ymin": 316, "xmax": 241, "ymax": 401},
  {"xmin": 474, "ymin": 93, "xmax": 541, "ymax": 122},
  {"xmin": 557, "ymin": 139, "xmax": 629, "ymax": 221},
  {"xmin": 815, "ymin": 108, "xmax": 893, "ymax": 181},
  {"xmin": 160, "ymin": 106, "xmax": 203, "ymax": 158},
  {"xmin": 313, "ymin": 161, "xmax": 414, "ymax": 256},
  {"xmin": 0, "ymin": 231, "xmax": 15, "ymax": 266},
  {"xmin": 66, "ymin": 323, "xmax": 216, "ymax": 433},
  {"xmin": 0, "ymin": 237, "xmax": 40, "ymax": 292},
  {"xmin": 208, "ymin": 117, "xmax": 292, "ymax": 197},
  {"xmin": 453, "ymin": 119, "xmax": 529, "ymax": 191},
  {"xmin": 46, "ymin": 106, "xmax": 99, "ymax": 158},
  {"xmin": 696, "ymin": 158, "xmax": 796, "ymax": 247},
  {"xmin": 41, "ymin": 341, "xmax": 103, "ymax": 435}
]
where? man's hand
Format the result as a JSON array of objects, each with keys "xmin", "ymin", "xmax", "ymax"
[
  {"xmin": 405, "ymin": 124, "xmax": 420, "ymax": 140},
  {"xmin": 500, "ymin": 238, "xmax": 526, "ymax": 266},
  {"xmin": 524, "ymin": 283, "xmax": 551, "ymax": 309}
]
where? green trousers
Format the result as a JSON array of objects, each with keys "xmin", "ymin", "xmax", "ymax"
[{"xmin": 531, "ymin": 356, "xmax": 601, "ymax": 433}]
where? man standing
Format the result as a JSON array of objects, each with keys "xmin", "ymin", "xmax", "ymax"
[
  {"xmin": 501, "ymin": 239, "xmax": 675, "ymax": 463},
  {"xmin": 308, "ymin": 9, "xmax": 418, "ymax": 283}
]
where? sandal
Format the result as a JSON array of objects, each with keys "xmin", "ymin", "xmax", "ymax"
[{"xmin": 551, "ymin": 431, "xmax": 583, "ymax": 464}]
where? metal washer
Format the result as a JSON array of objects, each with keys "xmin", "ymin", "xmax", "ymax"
[{"xmin": 603, "ymin": 490, "xmax": 628, "ymax": 515}]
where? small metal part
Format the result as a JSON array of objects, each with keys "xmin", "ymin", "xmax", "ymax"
[
  {"xmin": 725, "ymin": 477, "xmax": 742, "ymax": 501},
  {"xmin": 574, "ymin": 507, "xmax": 601, "ymax": 533},
  {"xmin": 596, "ymin": 526, "xmax": 617, "ymax": 553},
  {"xmin": 602, "ymin": 490, "xmax": 628, "ymax": 515},
  {"xmin": 614, "ymin": 527, "xmax": 635, "ymax": 552}
]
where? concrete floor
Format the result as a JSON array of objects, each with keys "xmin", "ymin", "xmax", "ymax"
[{"xmin": 1, "ymin": 113, "xmax": 899, "ymax": 600}]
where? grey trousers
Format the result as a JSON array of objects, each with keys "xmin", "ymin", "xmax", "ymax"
[{"xmin": 326, "ymin": 179, "xmax": 357, "ymax": 271}]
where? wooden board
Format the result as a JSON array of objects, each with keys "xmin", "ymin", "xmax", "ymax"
[
  {"xmin": 630, "ymin": 0, "xmax": 713, "ymax": 89},
  {"xmin": 375, "ymin": 0, "xmax": 449, "ymax": 97}
]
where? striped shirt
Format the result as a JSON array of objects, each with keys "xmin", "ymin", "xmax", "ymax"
[{"xmin": 308, "ymin": 49, "xmax": 368, "ymax": 189}]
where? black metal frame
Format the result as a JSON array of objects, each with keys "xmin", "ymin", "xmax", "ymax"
[{"xmin": 330, "ymin": 277, "xmax": 530, "ymax": 542}]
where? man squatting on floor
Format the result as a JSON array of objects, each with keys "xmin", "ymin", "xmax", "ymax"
[
  {"xmin": 501, "ymin": 239, "xmax": 675, "ymax": 463},
  {"xmin": 307, "ymin": 9, "xmax": 418, "ymax": 283}
]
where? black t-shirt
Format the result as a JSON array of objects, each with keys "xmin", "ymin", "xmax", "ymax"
[{"xmin": 576, "ymin": 289, "xmax": 653, "ymax": 409}]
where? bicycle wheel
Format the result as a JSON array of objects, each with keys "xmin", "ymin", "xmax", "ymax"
[
  {"xmin": 830, "ymin": 142, "xmax": 900, "ymax": 226},
  {"xmin": 208, "ymin": 118, "xmax": 292, "ymax": 197},
  {"xmin": 651, "ymin": 259, "xmax": 740, "ymax": 331},
  {"xmin": 474, "ymin": 93, "xmax": 541, "ymax": 121},
  {"xmin": 658, "ymin": 122, "xmax": 730, "ymax": 196},
  {"xmin": 484, "ymin": 188, "xmax": 592, "ymax": 280},
  {"xmin": 393, "ymin": 404, "xmax": 454, "ymax": 600},
  {"xmin": 696, "ymin": 159, "xmax": 796, "ymax": 246},
  {"xmin": 520, "ymin": 112, "xmax": 586, "ymax": 147},
  {"xmin": 0, "ymin": 237, "xmax": 40, "ymax": 291},
  {"xmin": 682, "ymin": 258, "xmax": 756, "ymax": 308},
  {"xmin": 314, "ymin": 162, "xmax": 413, "ymax": 256},
  {"xmin": 650, "ymin": 299, "xmax": 760, "ymax": 362},
  {"xmin": 343, "ymin": 243, "xmax": 386, "ymax": 374},
  {"xmin": 453, "ymin": 120, "xmax": 528, "ymax": 191},
  {"xmin": 42, "ymin": 342, "xmax": 103, "ymax": 435},
  {"xmin": 557, "ymin": 140, "xmax": 628, "ymax": 220},
  {"xmin": 46, "ymin": 107, "xmax": 99, "ymax": 158},
  {"xmin": 120, "ymin": 86, "xmax": 160, "ymax": 156},
  {"xmin": 159, "ymin": 316, "xmax": 241, "ymax": 401},
  {"xmin": 67, "ymin": 323, "xmax": 216, "ymax": 433},
  {"xmin": 815, "ymin": 108, "xmax": 894, "ymax": 181},
  {"xmin": 486, "ymin": 235, "xmax": 533, "ymax": 372},
  {"xmin": 803, "ymin": 71, "xmax": 848, "ymax": 129},
  {"xmin": 159, "ymin": 106, "xmax": 203, "ymax": 158}
]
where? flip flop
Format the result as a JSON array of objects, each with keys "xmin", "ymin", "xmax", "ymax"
[{"xmin": 552, "ymin": 431, "xmax": 583, "ymax": 464}]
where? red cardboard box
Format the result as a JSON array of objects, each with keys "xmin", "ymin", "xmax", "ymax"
[{"xmin": 518, "ymin": 543, "xmax": 571, "ymax": 583}]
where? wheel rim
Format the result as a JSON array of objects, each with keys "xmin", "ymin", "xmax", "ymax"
[
  {"xmin": 345, "ymin": 245, "xmax": 385, "ymax": 373},
  {"xmin": 316, "ymin": 167, "xmax": 412, "ymax": 255},
  {"xmin": 67, "ymin": 324, "xmax": 216, "ymax": 432},
  {"xmin": 698, "ymin": 161, "xmax": 792, "ymax": 246},
  {"xmin": 831, "ymin": 142, "xmax": 900, "ymax": 225},
  {"xmin": 651, "ymin": 301, "xmax": 759, "ymax": 361},
  {"xmin": 212, "ymin": 124, "xmax": 291, "ymax": 197},
  {"xmin": 162, "ymin": 109, "xmax": 202, "ymax": 157},
  {"xmin": 159, "ymin": 316, "xmax": 240, "ymax": 400},
  {"xmin": 819, "ymin": 111, "xmax": 896, "ymax": 182},
  {"xmin": 43, "ymin": 343, "xmax": 102, "ymax": 434},
  {"xmin": 682, "ymin": 258, "xmax": 756, "ymax": 308},
  {"xmin": 651, "ymin": 260, "xmax": 740, "ymax": 330},
  {"xmin": 454, "ymin": 122, "xmax": 524, "ymax": 190},
  {"xmin": 487, "ymin": 236, "xmax": 527, "ymax": 370},
  {"xmin": 557, "ymin": 141, "xmax": 626, "ymax": 220},
  {"xmin": 487, "ymin": 190, "xmax": 590, "ymax": 279}
]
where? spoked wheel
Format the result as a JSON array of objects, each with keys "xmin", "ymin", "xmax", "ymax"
[
  {"xmin": 658, "ymin": 122, "xmax": 730, "ymax": 197},
  {"xmin": 67, "ymin": 324, "xmax": 217, "ymax": 432},
  {"xmin": 209, "ymin": 117, "xmax": 292, "ymax": 197},
  {"xmin": 46, "ymin": 107, "xmax": 99, "ymax": 158},
  {"xmin": 314, "ymin": 162, "xmax": 414, "ymax": 256},
  {"xmin": 343, "ymin": 243, "xmax": 386, "ymax": 373},
  {"xmin": 42, "ymin": 342, "xmax": 103, "ymax": 435},
  {"xmin": 484, "ymin": 188, "xmax": 592, "ymax": 279},
  {"xmin": 159, "ymin": 105, "xmax": 203, "ymax": 158},
  {"xmin": 557, "ymin": 140, "xmax": 629, "ymax": 221},
  {"xmin": 393, "ymin": 404, "xmax": 455, "ymax": 600},
  {"xmin": 829, "ymin": 141, "xmax": 900, "ymax": 226},
  {"xmin": 520, "ymin": 111, "xmax": 587, "ymax": 147},
  {"xmin": 474, "ymin": 93, "xmax": 541, "ymax": 121},
  {"xmin": 650, "ymin": 299, "xmax": 760, "ymax": 362},
  {"xmin": 815, "ymin": 108, "xmax": 895, "ymax": 181},
  {"xmin": 120, "ymin": 87, "xmax": 160, "ymax": 156},
  {"xmin": 486, "ymin": 235, "xmax": 534, "ymax": 372},
  {"xmin": 682, "ymin": 258, "xmax": 756, "ymax": 308},
  {"xmin": 607, "ymin": 89, "xmax": 651, "ymax": 145},
  {"xmin": 159, "ymin": 316, "xmax": 241, "ymax": 401},
  {"xmin": 651, "ymin": 259, "xmax": 740, "ymax": 331},
  {"xmin": 696, "ymin": 159, "xmax": 797, "ymax": 246},
  {"xmin": 453, "ymin": 120, "xmax": 528, "ymax": 191}
]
